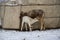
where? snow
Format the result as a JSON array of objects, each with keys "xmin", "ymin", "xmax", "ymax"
[{"xmin": 0, "ymin": 29, "xmax": 60, "ymax": 40}]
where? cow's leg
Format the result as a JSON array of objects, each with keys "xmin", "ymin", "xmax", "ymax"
[
  {"xmin": 40, "ymin": 17, "xmax": 43, "ymax": 30},
  {"xmin": 43, "ymin": 22, "xmax": 45, "ymax": 30},
  {"xmin": 40, "ymin": 15, "xmax": 45, "ymax": 30},
  {"xmin": 29, "ymin": 23, "xmax": 32, "ymax": 31},
  {"xmin": 21, "ymin": 21, "xmax": 24, "ymax": 31},
  {"xmin": 43, "ymin": 25, "xmax": 45, "ymax": 30},
  {"xmin": 40, "ymin": 19, "xmax": 43, "ymax": 30},
  {"xmin": 42, "ymin": 14, "xmax": 45, "ymax": 30},
  {"xmin": 25, "ymin": 23, "xmax": 28, "ymax": 31}
]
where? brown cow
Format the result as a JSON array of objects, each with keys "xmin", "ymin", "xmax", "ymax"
[{"xmin": 28, "ymin": 9, "xmax": 45, "ymax": 30}]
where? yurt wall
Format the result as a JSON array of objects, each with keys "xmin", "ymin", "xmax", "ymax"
[{"xmin": 2, "ymin": 5, "xmax": 21, "ymax": 29}]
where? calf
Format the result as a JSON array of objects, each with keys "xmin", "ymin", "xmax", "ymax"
[{"xmin": 21, "ymin": 16, "xmax": 38, "ymax": 31}]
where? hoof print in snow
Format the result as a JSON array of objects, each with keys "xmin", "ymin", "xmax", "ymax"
[
  {"xmin": 58, "ymin": 36, "xmax": 60, "ymax": 39},
  {"xmin": 23, "ymin": 38, "xmax": 26, "ymax": 40},
  {"xmin": 37, "ymin": 35, "xmax": 40, "ymax": 37}
]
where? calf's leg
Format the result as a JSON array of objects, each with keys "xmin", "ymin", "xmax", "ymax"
[
  {"xmin": 25, "ymin": 23, "xmax": 28, "ymax": 31},
  {"xmin": 29, "ymin": 23, "xmax": 32, "ymax": 31}
]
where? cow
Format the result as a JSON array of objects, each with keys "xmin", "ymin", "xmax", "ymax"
[{"xmin": 28, "ymin": 9, "xmax": 45, "ymax": 30}]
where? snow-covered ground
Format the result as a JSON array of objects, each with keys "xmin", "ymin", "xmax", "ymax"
[{"xmin": 0, "ymin": 29, "xmax": 60, "ymax": 40}]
